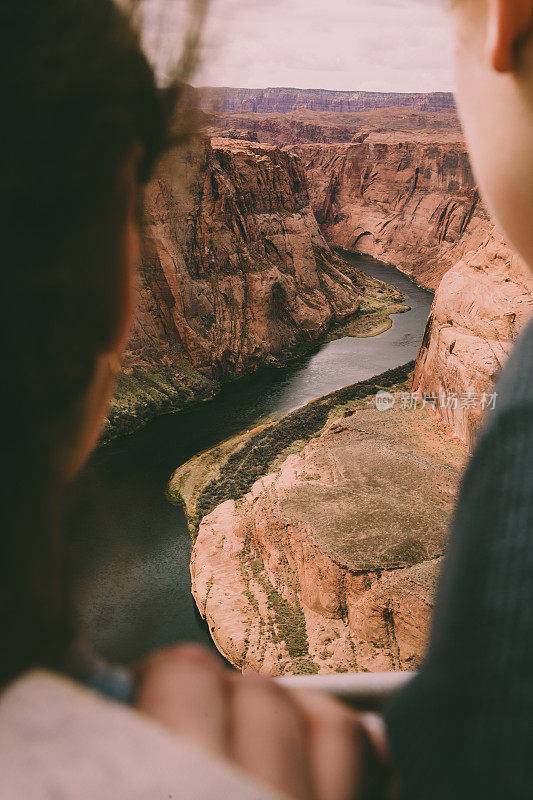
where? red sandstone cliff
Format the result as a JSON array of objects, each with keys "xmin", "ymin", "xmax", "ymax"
[
  {"xmin": 207, "ymin": 113, "xmax": 480, "ymax": 292},
  {"xmin": 413, "ymin": 235, "xmax": 533, "ymax": 446},
  {"xmin": 207, "ymin": 113, "xmax": 482, "ymax": 291},
  {"xmin": 299, "ymin": 134, "xmax": 533, "ymax": 442},
  {"xmin": 108, "ymin": 136, "xmax": 363, "ymax": 435},
  {"xmin": 292, "ymin": 133, "xmax": 480, "ymax": 290},
  {"xmin": 133, "ymin": 136, "xmax": 360, "ymax": 376}
]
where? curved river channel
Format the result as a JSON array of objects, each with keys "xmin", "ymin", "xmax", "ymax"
[{"xmin": 69, "ymin": 253, "xmax": 433, "ymax": 664}]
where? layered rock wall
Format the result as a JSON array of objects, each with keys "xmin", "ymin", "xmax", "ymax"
[
  {"xmin": 413, "ymin": 235, "xmax": 533, "ymax": 446},
  {"xmin": 132, "ymin": 137, "xmax": 360, "ymax": 377},
  {"xmin": 206, "ymin": 107, "xmax": 533, "ymax": 446},
  {"xmin": 109, "ymin": 136, "xmax": 363, "ymax": 435},
  {"xmin": 206, "ymin": 113, "xmax": 478, "ymax": 291},
  {"xmin": 293, "ymin": 133, "xmax": 481, "ymax": 290},
  {"xmin": 200, "ymin": 87, "xmax": 455, "ymax": 114}
]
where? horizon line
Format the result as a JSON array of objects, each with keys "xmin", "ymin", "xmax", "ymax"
[{"xmin": 195, "ymin": 85, "xmax": 455, "ymax": 96}]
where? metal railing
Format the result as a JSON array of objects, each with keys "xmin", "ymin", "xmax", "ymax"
[{"xmin": 276, "ymin": 671, "xmax": 415, "ymax": 712}]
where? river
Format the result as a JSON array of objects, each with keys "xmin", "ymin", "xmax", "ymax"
[{"xmin": 68, "ymin": 253, "xmax": 433, "ymax": 665}]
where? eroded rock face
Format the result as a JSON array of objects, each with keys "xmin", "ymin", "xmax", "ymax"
[
  {"xmin": 288, "ymin": 131, "xmax": 533, "ymax": 444},
  {"xmin": 288, "ymin": 128, "xmax": 533, "ymax": 444},
  {"xmin": 296, "ymin": 132, "xmax": 533, "ymax": 445},
  {"xmin": 109, "ymin": 136, "xmax": 363, "ymax": 435},
  {"xmin": 131, "ymin": 137, "xmax": 360, "ymax": 378},
  {"xmin": 286, "ymin": 127, "xmax": 533, "ymax": 444},
  {"xmin": 413, "ymin": 232, "xmax": 533, "ymax": 447},
  {"xmin": 203, "ymin": 110, "xmax": 533, "ymax": 444},
  {"xmin": 207, "ymin": 112, "xmax": 476, "ymax": 290},
  {"xmin": 191, "ymin": 407, "xmax": 466, "ymax": 675},
  {"xmin": 291, "ymin": 133, "xmax": 482, "ymax": 290}
]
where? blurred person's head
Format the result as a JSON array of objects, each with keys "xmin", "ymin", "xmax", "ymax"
[
  {"xmin": 449, "ymin": 0, "xmax": 533, "ymax": 266},
  {"xmin": 0, "ymin": 0, "xmax": 171, "ymax": 685}
]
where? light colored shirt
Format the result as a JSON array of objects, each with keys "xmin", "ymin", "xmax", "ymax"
[{"xmin": 0, "ymin": 670, "xmax": 287, "ymax": 800}]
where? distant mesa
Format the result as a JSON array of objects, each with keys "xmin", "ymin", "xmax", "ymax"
[{"xmin": 198, "ymin": 86, "xmax": 456, "ymax": 114}]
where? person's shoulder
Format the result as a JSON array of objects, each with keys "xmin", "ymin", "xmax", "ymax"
[
  {"xmin": 0, "ymin": 670, "xmax": 284, "ymax": 800},
  {"xmin": 483, "ymin": 315, "xmax": 533, "ymax": 433}
]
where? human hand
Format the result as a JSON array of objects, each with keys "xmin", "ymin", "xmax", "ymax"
[{"xmin": 135, "ymin": 644, "xmax": 392, "ymax": 800}]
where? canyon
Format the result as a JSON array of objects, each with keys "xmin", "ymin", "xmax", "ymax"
[
  {"xmin": 181, "ymin": 96, "xmax": 533, "ymax": 676},
  {"xmin": 107, "ymin": 135, "xmax": 402, "ymax": 437},
  {"xmin": 88, "ymin": 90, "xmax": 533, "ymax": 676},
  {"xmin": 293, "ymin": 132, "xmax": 533, "ymax": 445},
  {"xmin": 207, "ymin": 105, "xmax": 533, "ymax": 445},
  {"xmin": 119, "ymin": 94, "xmax": 530, "ymax": 449}
]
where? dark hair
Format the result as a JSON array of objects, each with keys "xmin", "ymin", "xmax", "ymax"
[{"xmin": 0, "ymin": 0, "xmax": 170, "ymax": 686}]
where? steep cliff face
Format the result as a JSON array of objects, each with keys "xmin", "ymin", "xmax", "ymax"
[
  {"xmin": 200, "ymin": 87, "xmax": 455, "ymax": 114},
  {"xmin": 207, "ymin": 114, "xmax": 498, "ymax": 293},
  {"xmin": 292, "ymin": 133, "xmax": 484, "ymax": 290},
  {"xmin": 133, "ymin": 137, "xmax": 360, "ymax": 375},
  {"xmin": 288, "ymin": 131, "xmax": 533, "ymax": 445},
  {"xmin": 413, "ymin": 234, "xmax": 533, "ymax": 446},
  {"xmin": 206, "ymin": 114, "xmax": 480, "ymax": 292},
  {"xmin": 190, "ymin": 405, "xmax": 466, "ymax": 675},
  {"xmin": 108, "ymin": 136, "xmax": 363, "ymax": 435}
]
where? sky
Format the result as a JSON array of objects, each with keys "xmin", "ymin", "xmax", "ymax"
[{"xmin": 141, "ymin": 0, "xmax": 454, "ymax": 93}]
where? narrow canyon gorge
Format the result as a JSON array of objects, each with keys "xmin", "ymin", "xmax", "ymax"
[
  {"xmin": 297, "ymin": 132, "xmax": 533, "ymax": 446},
  {"xmin": 184, "ymin": 92, "xmax": 533, "ymax": 675}
]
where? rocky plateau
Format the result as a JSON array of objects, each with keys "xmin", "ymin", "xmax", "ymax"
[{"xmin": 186, "ymin": 394, "xmax": 466, "ymax": 675}]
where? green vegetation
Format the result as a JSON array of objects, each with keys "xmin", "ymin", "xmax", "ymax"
[
  {"xmin": 239, "ymin": 537, "xmax": 311, "ymax": 664},
  {"xmin": 291, "ymin": 657, "xmax": 320, "ymax": 675},
  {"xmin": 264, "ymin": 582, "xmax": 309, "ymax": 660},
  {"xmin": 104, "ymin": 365, "xmax": 216, "ymax": 441},
  {"xmin": 326, "ymin": 265, "xmax": 410, "ymax": 340}
]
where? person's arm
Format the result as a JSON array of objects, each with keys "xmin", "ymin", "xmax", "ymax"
[{"xmin": 386, "ymin": 406, "xmax": 533, "ymax": 799}]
